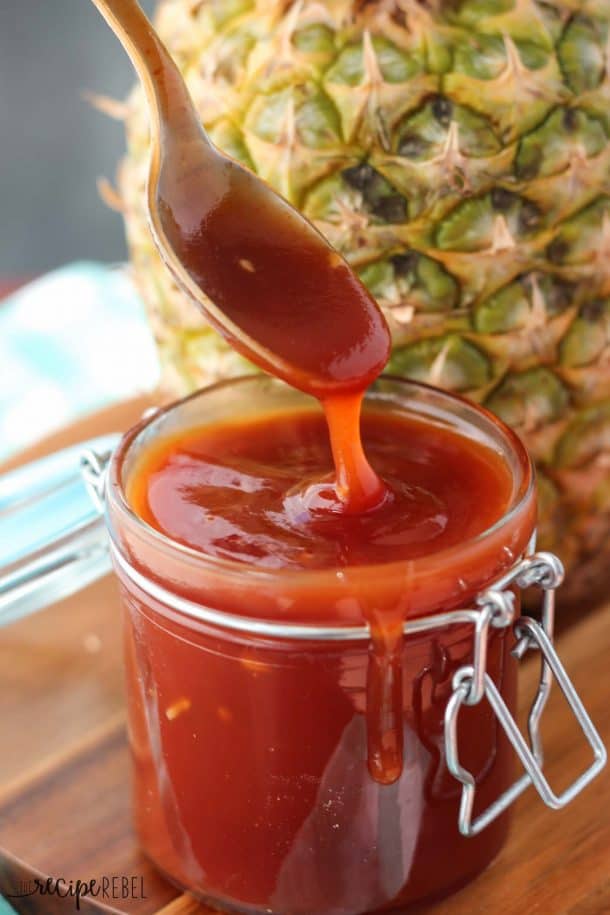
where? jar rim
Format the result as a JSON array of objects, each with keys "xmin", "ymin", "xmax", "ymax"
[
  {"xmin": 109, "ymin": 536, "xmax": 532, "ymax": 640},
  {"xmin": 107, "ymin": 374, "xmax": 535, "ymax": 595}
]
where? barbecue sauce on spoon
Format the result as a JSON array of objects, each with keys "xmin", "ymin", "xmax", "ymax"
[
  {"xmin": 92, "ymin": 0, "xmax": 390, "ymax": 515},
  {"xmin": 93, "ymin": 0, "xmax": 509, "ymax": 786}
]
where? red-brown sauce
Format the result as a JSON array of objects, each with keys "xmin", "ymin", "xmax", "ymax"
[
  {"xmin": 129, "ymin": 407, "xmax": 513, "ymax": 786},
  {"xmin": 129, "ymin": 409, "xmax": 512, "ymax": 571},
  {"xmin": 123, "ymin": 548, "xmax": 520, "ymax": 911}
]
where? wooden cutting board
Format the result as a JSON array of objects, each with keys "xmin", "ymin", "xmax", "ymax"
[{"xmin": 1, "ymin": 398, "xmax": 609, "ymax": 915}]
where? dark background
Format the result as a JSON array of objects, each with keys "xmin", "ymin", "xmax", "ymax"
[{"xmin": 0, "ymin": 0, "xmax": 155, "ymax": 275}]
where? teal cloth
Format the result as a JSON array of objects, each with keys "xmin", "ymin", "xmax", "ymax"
[
  {"xmin": 0, "ymin": 262, "xmax": 159, "ymax": 461},
  {"xmin": 0, "ymin": 901, "xmax": 16, "ymax": 915}
]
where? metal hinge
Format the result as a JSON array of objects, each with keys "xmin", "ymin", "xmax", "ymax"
[{"xmin": 443, "ymin": 552, "xmax": 607, "ymax": 836}]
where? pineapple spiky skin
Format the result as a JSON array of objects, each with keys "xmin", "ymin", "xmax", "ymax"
[{"xmin": 119, "ymin": 0, "xmax": 610, "ymax": 597}]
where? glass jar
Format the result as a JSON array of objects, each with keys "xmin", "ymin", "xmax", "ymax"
[
  {"xmin": 106, "ymin": 376, "xmax": 537, "ymax": 913},
  {"xmin": 0, "ymin": 376, "xmax": 607, "ymax": 915},
  {"xmin": 1, "ymin": 376, "xmax": 604, "ymax": 913}
]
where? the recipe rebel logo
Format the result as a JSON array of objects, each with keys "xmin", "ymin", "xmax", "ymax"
[{"xmin": 6, "ymin": 874, "xmax": 147, "ymax": 910}]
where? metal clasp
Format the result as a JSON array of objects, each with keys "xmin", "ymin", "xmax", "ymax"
[{"xmin": 445, "ymin": 552, "xmax": 607, "ymax": 837}]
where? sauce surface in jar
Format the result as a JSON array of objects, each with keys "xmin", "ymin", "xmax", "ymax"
[{"xmin": 129, "ymin": 407, "xmax": 513, "ymax": 571}]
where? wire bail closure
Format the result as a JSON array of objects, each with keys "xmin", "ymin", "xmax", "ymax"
[{"xmin": 444, "ymin": 552, "xmax": 607, "ymax": 837}]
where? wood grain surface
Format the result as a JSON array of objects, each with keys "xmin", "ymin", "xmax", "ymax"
[{"xmin": 0, "ymin": 400, "xmax": 608, "ymax": 915}]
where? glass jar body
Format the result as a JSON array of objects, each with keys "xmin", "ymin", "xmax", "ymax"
[
  {"xmin": 122, "ymin": 590, "xmax": 518, "ymax": 913},
  {"xmin": 108, "ymin": 376, "xmax": 535, "ymax": 913}
]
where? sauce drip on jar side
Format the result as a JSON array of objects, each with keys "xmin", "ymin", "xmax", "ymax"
[{"xmin": 129, "ymin": 408, "xmax": 513, "ymax": 783}]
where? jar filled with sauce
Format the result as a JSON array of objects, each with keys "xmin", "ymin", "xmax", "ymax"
[{"xmin": 106, "ymin": 375, "xmax": 537, "ymax": 913}]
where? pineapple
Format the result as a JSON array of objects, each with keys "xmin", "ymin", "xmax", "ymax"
[{"xmin": 116, "ymin": 0, "xmax": 610, "ymax": 599}]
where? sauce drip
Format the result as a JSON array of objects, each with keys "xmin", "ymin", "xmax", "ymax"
[{"xmin": 367, "ymin": 617, "xmax": 404, "ymax": 784}]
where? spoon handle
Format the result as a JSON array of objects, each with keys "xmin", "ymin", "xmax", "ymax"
[{"xmin": 90, "ymin": 0, "xmax": 206, "ymax": 142}]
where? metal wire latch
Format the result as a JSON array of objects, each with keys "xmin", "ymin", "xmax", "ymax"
[{"xmin": 444, "ymin": 552, "xmax": 607, "ymax": 837}]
